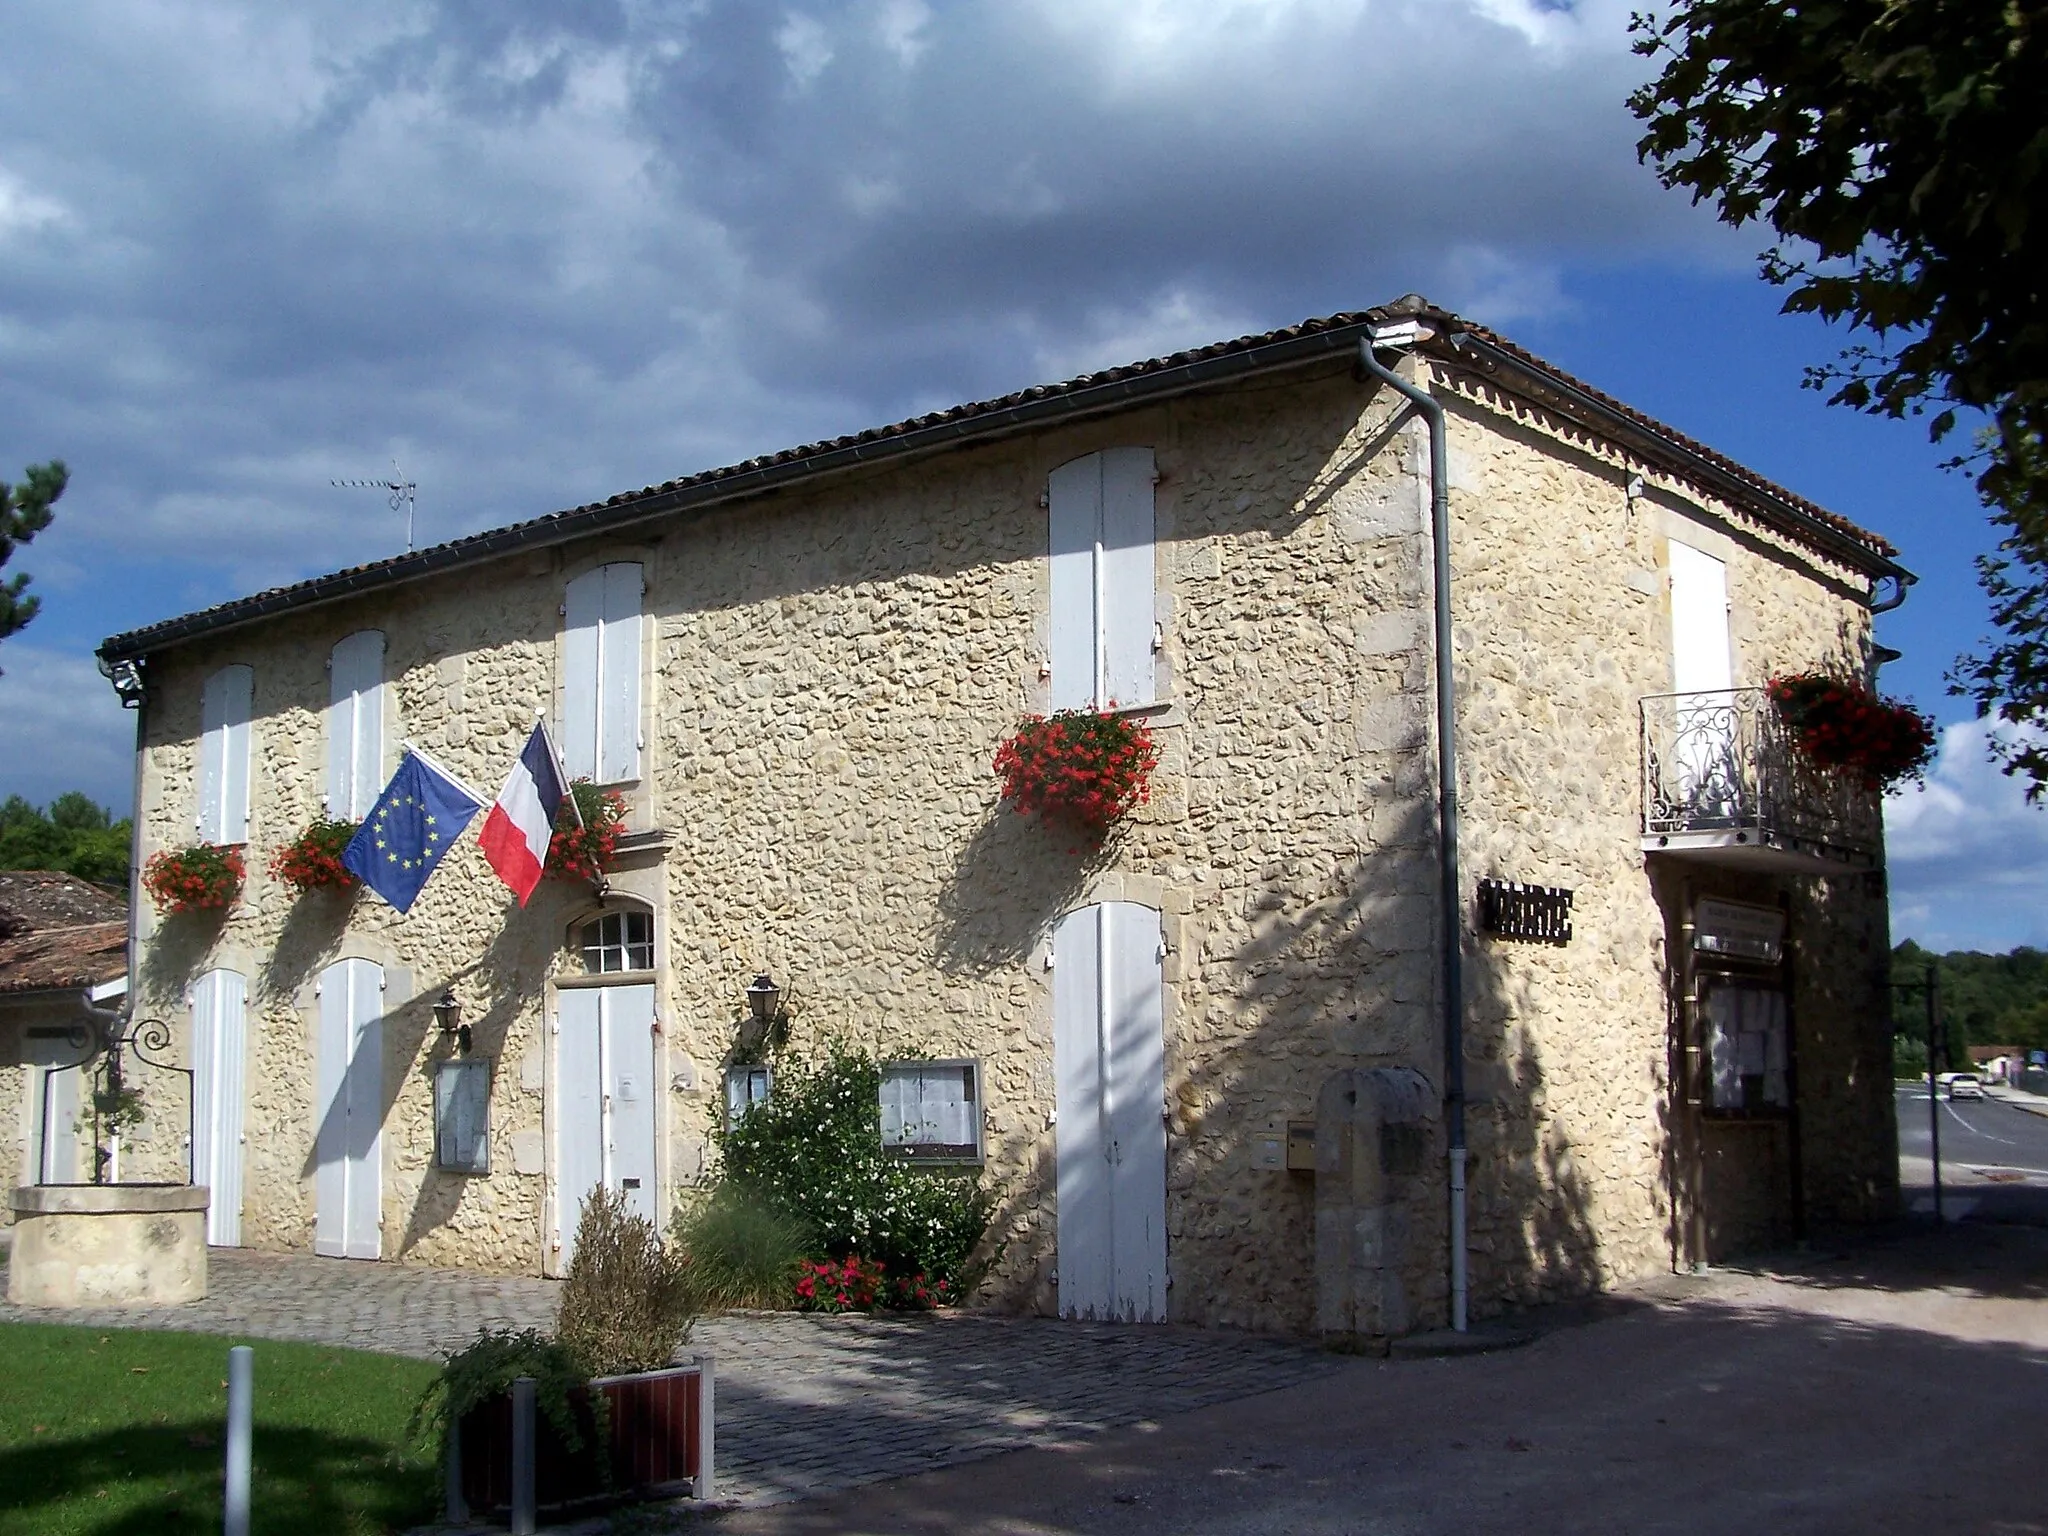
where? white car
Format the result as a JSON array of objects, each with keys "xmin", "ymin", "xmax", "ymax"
[{"xmin": 1942, "ymin": 1074, "xmax": 1986, "ymax": 1101}]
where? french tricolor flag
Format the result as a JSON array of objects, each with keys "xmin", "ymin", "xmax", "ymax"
[{"xmin": 479, "ymin": 722, "xmax": 575, "ymax": 905}]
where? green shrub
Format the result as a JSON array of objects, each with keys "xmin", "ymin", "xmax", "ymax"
[
  {"xmin": 555, "ymin": 1187, "xmax": 696, "ymax": 1377},
  {"xmin": 716, "ymin": 1040, "xmax": 994, "ymax": 1297},
  {"xmin": 409, "ymin": 1327, "xmax": 594, "ymax": 1465},
  {"xmin": 670, "ymin": 1190, "xmax": 812, "ymax": 1310}
]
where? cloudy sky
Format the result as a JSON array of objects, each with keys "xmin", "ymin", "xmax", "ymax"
[{"xmin": 0, "ymin": 0, "xmax": 2032, "ymax": 949}]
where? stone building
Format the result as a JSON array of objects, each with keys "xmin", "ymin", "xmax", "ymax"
[{"xmin": 92, "ymin": 298, "xmax": 1909, "ymax": 1336}]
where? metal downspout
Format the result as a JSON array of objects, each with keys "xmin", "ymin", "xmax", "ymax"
[{"xmin": 1359, "ymin": 330, "xmax": 1467, "ymax": 1333}]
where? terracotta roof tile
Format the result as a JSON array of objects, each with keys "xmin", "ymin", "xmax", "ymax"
[
  {"xmin": 0, "ymin": 871, "xmax": 127, "ymax": 939},
  {"xmin": 0, "ymin": 919, "xmax": 128, "ymax": 995}
]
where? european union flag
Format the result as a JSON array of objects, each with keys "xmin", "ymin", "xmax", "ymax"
[{"xmin": 342, "ymin": 750, "xmax": 486, "ymax": 913}]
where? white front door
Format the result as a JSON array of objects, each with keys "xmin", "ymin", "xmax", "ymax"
[
  {"xmin": 315, "ymin": 958, "xmax": 384, "ymax": 1260},
  {"xmin": 191, "ymin": 969, "xmax": 248, "ymax": 1247},
  {"xmin": 556, "ymin": 983, "xmax": 658, "ymax": 1266},
  {"xmin": 1054, "ymin": 902, "xmax": 1168, "ymax": 1322}
]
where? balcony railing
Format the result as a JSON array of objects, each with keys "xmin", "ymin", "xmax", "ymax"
[{"xmin": 1640, "ymin": 689, "xmax": 1880, "ymax": 868}]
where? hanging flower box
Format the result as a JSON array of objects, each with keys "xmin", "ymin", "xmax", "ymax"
[
  {"xmin": 141, "ymin": 843, "xmax": 244, "ymax": 915},
  {"xmin": 1766, "ymin": 673, "xmax": 1935, "ymax": 791},
  {"xmin": 268, "ymin": 818, "xmax": 361, "ymax": 894},
  {"xmin": 548, "ymin": 782, "xmax": 629, "ymax": 883},
  {"xmin": 994, "ymin": 709, "xmax": 1160, "ymax": 841}
]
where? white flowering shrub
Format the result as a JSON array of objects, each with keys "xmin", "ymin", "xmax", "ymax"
[{"xmin": 715, "ymin": 1040, "xmax": 993, "ymax": 1299}]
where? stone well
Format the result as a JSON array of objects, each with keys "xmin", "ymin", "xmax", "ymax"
[{"xmin": 6, "ymin": 1184, "xmax": 209, "ymax": 1307}]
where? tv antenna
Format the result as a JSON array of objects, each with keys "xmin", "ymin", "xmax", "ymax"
[{"xmin": 333, "ymin": 461, "xmax": 419, "ymax": 552}]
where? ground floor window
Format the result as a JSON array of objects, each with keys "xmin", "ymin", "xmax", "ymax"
[
  {"xmin": 880, "ymin": 1060, "xmax": 981, "ymax": 1162},
  {"xmin": 725, "ymin": 1064, "xmax": 771, "ymax": 1123}
]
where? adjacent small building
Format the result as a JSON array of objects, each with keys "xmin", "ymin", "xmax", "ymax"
[
  {"xmin": 3, "ymin": 871, "xmax": 130, "ymax": 1189},
  {"xmin": 91, "ymin": 298, "xmax": 1908, "ymax": 1334}
]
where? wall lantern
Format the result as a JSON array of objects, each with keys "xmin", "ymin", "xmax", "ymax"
[
  {"xmin": 744, "ymin": 973, "xmax": 781, "ymax": 1026},
  {"xmin": 434, "ymin": 990, "xmax": 472, "ymax": 1055}
]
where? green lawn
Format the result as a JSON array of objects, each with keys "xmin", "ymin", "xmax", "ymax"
[{"xmin": 0, "ymin": 1323, "xmax": 441, "ymax": 1536}]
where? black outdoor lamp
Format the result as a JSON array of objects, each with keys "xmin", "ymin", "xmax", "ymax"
[
  {"xmin": 744, "ymin": 973, "xmax": 781, "ymax": 1026},
  {"xmin": 434, "ymin": 990, "xmax": 472, "ymax": 1055}
]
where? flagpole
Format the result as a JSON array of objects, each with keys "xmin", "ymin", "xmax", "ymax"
[
  {"xmin": 533, "ymin": 708, "xmax": 583, "ymax": 829},
  {"xmin": 402, "ymin": 740, "xmax": 491, "ymax": 808}
]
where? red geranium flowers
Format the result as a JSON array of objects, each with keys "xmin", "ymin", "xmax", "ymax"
[
  {"xmin": 1767, "ymin": 673, "xmax": 1935, "ymax": 791},
  {"xmin": 142, "ymin": 844, "xmax": 245, "ymax": 915},
  {"xmin": 269, "ymin": 818, "xmax": 361, "ymax": 894},
  {"xmin": 994, "ymin": 708, "xmax": 1159, "ymax": 842}
]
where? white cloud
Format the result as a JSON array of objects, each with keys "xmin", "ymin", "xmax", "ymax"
[
  {"xmin": 776, "ymin": 13, "xmax": 835, "ymax": 86},
  {"xmin": 1885, "ymin": 718, "xmax": 2048, "ymax": 952},
  {"xmin": 0, "ymin": 0, "xmax": 1754, "ymax": 814},
  {"xmin": 0, "ymin": 645, "xmax": 134, "ymax": 815}
]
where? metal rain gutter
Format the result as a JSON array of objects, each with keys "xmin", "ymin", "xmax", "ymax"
[{"xmin": 1359, "ymin": 325, "xmax": 1469, "ymax": 1335}]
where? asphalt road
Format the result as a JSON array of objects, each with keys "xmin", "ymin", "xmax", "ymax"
[{"xmin": 1894, "ymin": 1084, "xmax": 2048, "ymax": 1225}]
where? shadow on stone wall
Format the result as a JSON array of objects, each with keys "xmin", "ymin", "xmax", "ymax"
[
  {"xmin": 257, "ymin": 886, "xmax": 359, "ymax": 1003},
  {"xmin": 137, "ymin": 906, "xmax": 228, "ymax": 1005},
  {"xmin": 1160, "ymin": 792, "xmax": 1606, "ymax": 1334},
  {"xmin": 929, "ymin": 811, "xmax": 1103, "ymax": 978}
]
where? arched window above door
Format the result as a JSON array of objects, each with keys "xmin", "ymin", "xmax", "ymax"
[{"xmin": 574, "ymin": 908, "xmax": 653, "ymax": 974}]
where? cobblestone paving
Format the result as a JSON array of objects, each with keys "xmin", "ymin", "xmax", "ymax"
[{"xmin": 0, "ymin": 1249, "xmax": 1342, "ymax": 1509}]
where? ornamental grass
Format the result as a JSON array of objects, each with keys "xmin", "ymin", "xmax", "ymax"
[
  {"xmin": 268, "ymin": 817, "xmax": 361, "ymax": 894},
  {"xmin": 1766, "ymin": 673, "xmax": 1936, "ymax": 791},
  {"xmin": 141, "ymin": 843, "xmax": 244, "ymax": 915},
  {"xmin": 548, "ymin": 781, "xmax": 628, "ymax": 883},
  {"xmin": 993, "ymin": 708, "xmax": 1160, "ymax": 841}
]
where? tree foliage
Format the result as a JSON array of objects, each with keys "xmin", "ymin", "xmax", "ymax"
[
  {"xmin": 1629, "ymin": 3, "xmax": 2048, "ymax": 785},
  {"xmin": 0, "ymin": 459, "xmax": 68, "ymax": 662},
  {"xmin": 1891, "ymin": 939, "xmax": 2048, "ymax": 1064},
  {"xmin": 0, "ymin": 793, "xmax": 132, "ymax": 888}
]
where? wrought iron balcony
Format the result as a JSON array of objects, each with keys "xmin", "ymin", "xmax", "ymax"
[{"xmin": 1640, "ymin": 689, "xmax": 1881, "ymax": 872}]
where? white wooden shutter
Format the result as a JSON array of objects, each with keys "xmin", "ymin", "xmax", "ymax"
[
  {"xmin": 314, "ymin": 966, "xmax": 351, "ymax": 1256},
  {"xmin": 1669, "ymin": 540, "xmax": 1733, "ymax": 695},
  {"xmin": 556, "ymin": 987, "xmax": 605, "ymax": 1266},
  {"xmin": 563, "ymin": 563, "xmax": 642, "ymax": 783},
  {"xmin": 315, "ymin": 958, "xmax": 384, "ymax": 1259},
  {"xmin": 606, "ymin": 983, "xmax": 658, "ymax": 1226},
  {"xmin": 1048, "ymin": 457, "xmax": 1100, "ymax": 712},
  {"xmin": 1106, "ymin": 903, "xmax": 1167, "ymax": 1322},
  {"xmin": 327, "ymin": 631, "xmax": 385, "ymax": 819},
  {"xmin": 1048, "ymin": 450, "xmax": 1155, "ymax": 711},
  {"xmin": 563, "ymin": 568, "xmax": 604, "ymax": 781},
  {"xmin": 192, "ymin": 969, "xmax": 247, "ymax": 1246},
  {"xmin": 599, "ymin": 563, "xmax": 643, "ymax": 783},
  {"xmin": 1098, "ymin": 447, "xmax": 1156, "ymax": 709},
  {"xmin": 1053, "ymin": 904, "xmax": 1113, "ymax": 1318},
  {"xmin": 199, "ymin": 664, "xmax": 253, "ymax": 843}
]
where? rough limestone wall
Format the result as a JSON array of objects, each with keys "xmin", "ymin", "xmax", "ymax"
[
  {"xmin": 124, "ymin": 362, "xmax": 1444, "ymax": 1330},
  {"xmin": 134, "ymin": 579, "xmax": 568, "ymax": 1272},
  {"xmin": 1438, "ymin": 362, "xmax": 1894, "ymax": 1291},
  {"xmin": 644, "ymin": 366, "xmax": 1440, "ymax": 1335}
]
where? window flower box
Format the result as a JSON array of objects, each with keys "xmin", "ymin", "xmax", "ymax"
[
  {"xmin": 268, "ymin": 818, "xmax": 361, "ymax": 894},
  {"xmin": 456, "ymin": 1362, "xmax": 713, "ymax": 1515},
  {"xmin": 141, "ymin": 843, "xmax": 244, "ymax": 915},
  {"xmin": 993, "ymin": 709, "xmax": 1160, "ymax": 842},
  {"xmin": 1765, "ymin": 673, "xmax": 1935, "ymax": 791}
]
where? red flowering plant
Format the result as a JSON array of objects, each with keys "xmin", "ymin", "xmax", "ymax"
[
  {"xmin": 993, "ymin": 708, "xmax": 1160, "ymax": 842},
  {"xmin": 547, "ymin": 781, "xmax": 628, "ymax": 883},
  {"xmin": 142, "ymin": 843, "xmax": 245, "ymax": 915},
  {"xmin": 1766, "ymin": 673, "xmax": 1937, "ymax": 791},
  {"xmin": 793, "ymin": 1255, "xmax": 885, "ymax": 1314},
  {"xmin": 885, "ymin": 1269, "xmax": 955, "ymax": 1311},
  {"xmin": 268, "ymin": 818, "xmax": 361, "ymax": 894}
]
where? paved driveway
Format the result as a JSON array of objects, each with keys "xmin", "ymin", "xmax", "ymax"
[{"xmin": 0, "ymin": 1248, "xmax": 1339, "ymax": 1508}]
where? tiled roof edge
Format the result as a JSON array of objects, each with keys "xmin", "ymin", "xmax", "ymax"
[{"xmin": 99, "ymin": 300, "xmax": 1905, "ymax": 662}]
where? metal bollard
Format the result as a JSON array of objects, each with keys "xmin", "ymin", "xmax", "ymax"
[
  {"xmin": 510, "ymin": 1375, "xmax": 537, "ymax": 1536},
  {"xmin": 443, "ymin": 1414, "xmax": 468, "ymax": 1526},
  {"xmin": 224, "ymin": 1345, "xmax": 253, "ymax": 1536}
]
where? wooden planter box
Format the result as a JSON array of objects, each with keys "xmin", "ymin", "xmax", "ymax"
[{"xmin": 456, "ymin": 1361, "xmax": 714, "ymax": 1517}]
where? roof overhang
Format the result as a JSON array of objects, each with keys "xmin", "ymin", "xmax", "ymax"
[{"xmin": 98, "ymin": 300, "xmax": 1909, "ymax": 666}]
